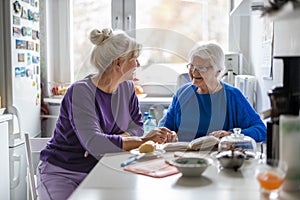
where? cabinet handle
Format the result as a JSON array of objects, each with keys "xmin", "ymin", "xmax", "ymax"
[
  {"xmin": 126, "ymin": 15, "xmax": 131, "ymax": 31},
  {"xmin": 113, "ymin": 16, "xmax": 120, "ymax": 30}
]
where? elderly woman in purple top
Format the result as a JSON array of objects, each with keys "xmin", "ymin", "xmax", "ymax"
[{"xmin": 37, "ymin": 28, "xmax": 176, "ymax": 200}]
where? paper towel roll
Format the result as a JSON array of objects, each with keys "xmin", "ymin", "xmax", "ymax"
[{"xmin": 280, "ymin": 115, "xmax": 300, "ymax": 192}]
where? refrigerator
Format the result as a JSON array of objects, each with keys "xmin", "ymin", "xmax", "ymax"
[{"xmin": 0, "ymin": 0, "xmax": 41, "ymax": 199}]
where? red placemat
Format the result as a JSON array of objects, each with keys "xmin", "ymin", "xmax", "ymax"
[{"xmin": 124, "ymin": 158, "xmax": 179, "ymax": 178}]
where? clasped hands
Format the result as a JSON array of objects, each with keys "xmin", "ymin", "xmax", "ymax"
[
  {"xmin": 146, "ymin": 129, "xmax": 232, "ymax": 144},
  {"xmin": 83, "ymin": 127, "xmax": 177, "ymax": 158},
  {"xmin": 145, "ymin": 129, "xmax": 232, "ymax": 143},
  {"xmin": 143, "ymin": 127, "xmax": 178, "ymax": 144}
]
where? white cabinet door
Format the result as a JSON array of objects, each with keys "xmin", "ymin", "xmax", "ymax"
[{"xmin": 0, "ymin": 120, "xmax": 10, "ymax": 200}]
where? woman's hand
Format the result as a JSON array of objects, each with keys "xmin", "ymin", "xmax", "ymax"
[
  {"xmin": 160, "ymin": 127, "xmax": 178, "ymax": 143},
  {"xmin": 143, "ymin": 128, "xmax": 167, "ymax": 144},
  {"xmin": 209, "ymin": 130, "xmax": 232, "ymax": 139},
  {"xmin": 143, "ymin": 127, "xmax": 178, "ymax": 144}
]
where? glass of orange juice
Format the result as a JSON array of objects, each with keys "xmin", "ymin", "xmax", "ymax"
[{"xmin": 255, "ymin": 159, "xmax": 288, "ymax": 199}]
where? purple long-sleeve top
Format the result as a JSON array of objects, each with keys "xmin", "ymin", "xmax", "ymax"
[{"xmin": 40, "ymin": 75, "xmax": 144, "ymax": 173}]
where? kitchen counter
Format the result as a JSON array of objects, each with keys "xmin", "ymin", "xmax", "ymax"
[
  {"xmin": 0, "ymin": 114, "xmax": 12, "ymax": 123},
  {"xmin": 43, "ymin": 96, "xmax": 172, "ymax": 105},
  {"xmin": 68, "ymin": 151, "xmax": 300, "ymax": 200},
  {"xmin": 43, "ymin": 97, "xmax": 63, "ymax": 104},
  {"xmin": 139, "ymin": 96, "xmax": 172, "ymax": 104}
]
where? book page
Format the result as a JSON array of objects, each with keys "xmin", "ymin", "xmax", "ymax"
[
  {"xmin": 161, "ymin": 142, "xmax": 190, "ymax": 151},
  {"xmin": 189, "ymin": 136, "xmax": 220, "ymax": 151},
  {"xmin": 161, "ymin": 136, "xmax": 219, "ymax": 151}
]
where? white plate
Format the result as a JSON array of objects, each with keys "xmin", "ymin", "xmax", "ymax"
[{"xmin": 130, "ymin": 148, "xmax": 165, "ymax": 157}]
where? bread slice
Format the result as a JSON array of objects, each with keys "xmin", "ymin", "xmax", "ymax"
[{"xmin": 139, "ymin": 141, "xmax": 156, "ymax": 153}]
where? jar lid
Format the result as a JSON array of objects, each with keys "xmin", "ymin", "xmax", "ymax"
[{"xmin": 218, "ymin": 128, "xmax": 256, "ymax": 152}]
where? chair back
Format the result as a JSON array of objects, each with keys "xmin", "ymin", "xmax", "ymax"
[
  {"xmin": 24, "ymin": 133, "xmax": 49, "ymax": 200},
  {"xmin": 176, "ymin": 73, "xmax": 190, "ymax": 89}
]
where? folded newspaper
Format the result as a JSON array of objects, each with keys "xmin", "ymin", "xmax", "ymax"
[{"xmin": 161, "ymin": 136, "xmax": 220, "ymax": 151}]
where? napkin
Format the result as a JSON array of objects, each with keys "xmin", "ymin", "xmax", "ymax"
[{"xmin": 124, "ymin": 158, "xmax": 179, "ymax": 178}]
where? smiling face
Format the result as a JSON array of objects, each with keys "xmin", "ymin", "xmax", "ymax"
[{"xmin": 188, "ymin": 56, "xmax": 220, "ymax": 93}]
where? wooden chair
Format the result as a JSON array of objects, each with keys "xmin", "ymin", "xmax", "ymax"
[{"xmin": 24, "ymin": 133, "xmax": 50, "ymax": 200}]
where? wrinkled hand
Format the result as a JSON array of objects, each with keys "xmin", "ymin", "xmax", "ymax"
[
  {"xmin": 160, "ymin": 127, "xmax": 178, "ymax": 143},
  {"xmin": 143, "ymin": 128, "xmax": 165, "ymax": 144},
  {"xmin": 209, "ymin": 130, "xmax": 232, "ymax": 139},
  {"xmin": 143, "ymin": 127, "xmax": 178, "ymax": 144}
]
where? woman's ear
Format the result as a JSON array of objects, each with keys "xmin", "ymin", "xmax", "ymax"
[
  {"xmin": 112, "ymin": 58, "xmax": 122, "ymax": 72},
  {"xmin": 113, "ymin": 58, "xmax": 120, "ymax": 66},
  {"xmin": 215, "ymin": 70, "xmax": 221, "ymax": 77}
]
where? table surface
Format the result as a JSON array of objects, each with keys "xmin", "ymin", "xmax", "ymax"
[{"xmin": 68, "ymin": 150, "xmax": 300, "ymax": 200}]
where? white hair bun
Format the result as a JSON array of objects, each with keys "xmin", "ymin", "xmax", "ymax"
[{"xmin": 89, "ymin": 28, "xmax": 113, "ymax": 45}]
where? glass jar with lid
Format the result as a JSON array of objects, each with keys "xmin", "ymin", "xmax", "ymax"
[{"xmin": 218, "ymin": 128, "xmax": 257, "ymax": 154}]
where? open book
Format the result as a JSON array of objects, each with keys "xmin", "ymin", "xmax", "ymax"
[{"xmin": 161, "ymin": 135, "xmax": 220, "ymax": 151}]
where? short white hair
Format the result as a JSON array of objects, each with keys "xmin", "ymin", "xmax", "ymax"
[
  {"xmin": 188, "ymin": 41, "xmax": 225, "ymax": 71},
  {"xmin": 89, "ymin": 29, "xmax": 142, "ymax": 74}
]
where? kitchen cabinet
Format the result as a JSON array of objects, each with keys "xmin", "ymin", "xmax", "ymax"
[{"xmin": 0, "ymin": 114, "xmax": 12, "ymax": 200}]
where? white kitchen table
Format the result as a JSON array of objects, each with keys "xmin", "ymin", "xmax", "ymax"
[{"xmin": 68, "ymin": 151, "xmax": 300, "ymax": 200}]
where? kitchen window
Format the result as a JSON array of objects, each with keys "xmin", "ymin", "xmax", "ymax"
[
  {"xmin": 72, "ymin": 0, "xmax": 230, "ymax": 81},
  {"xmin": 43, "ymin": 0, "xmax": 231, "ymax": 87}
]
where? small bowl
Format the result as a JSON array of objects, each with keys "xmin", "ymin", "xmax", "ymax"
[
  {"xmin": 0, "ymin": 108, "xmax": 6, "ymax": 115},
  {"xmin": 216, "ymin": 150, "xmax": 246, "ymax": 170},
  {"xmin": 172, "ymin": 157, "xmax": 209, "ymax": 177}
]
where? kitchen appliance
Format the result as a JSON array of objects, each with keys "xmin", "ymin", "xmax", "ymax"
[
  {"xmin": 0, "ymin": 0, "xmax": 41, "ymax": 199},
  {"xmin": 266, "ymin": 7, "xmax": 300, "ymax": 192},
  {"xmin": 267, "ymin": 56, "xmax": 300, "ymax": 190},
  {"xmin": 265, "ymin": 14, "xmax": 300, "ymax": 157},
  {"xmin": 235, "ymin": 75, "xmax": 256, "ymax": 108},
  {"xmin": 221, "ymin": 52, "xmax": 242, "ymax": 86}
]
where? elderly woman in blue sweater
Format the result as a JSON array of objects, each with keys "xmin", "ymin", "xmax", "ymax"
[{"xmin": 159, "ymin": 42, "xmax": 266, "ymax": 142}]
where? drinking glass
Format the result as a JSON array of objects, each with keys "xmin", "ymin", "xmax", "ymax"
[{"xmin": 255, "ymin": 159, "xmax": 288, "ymax": 199}]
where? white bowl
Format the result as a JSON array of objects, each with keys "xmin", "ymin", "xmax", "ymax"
[
  {"xmin": 0, "ymin": 108, "xmax": 6, "ymax": 115},
  {"xmin": 171, "ymin": 157, "xmax": 209, "ymax": 177}
]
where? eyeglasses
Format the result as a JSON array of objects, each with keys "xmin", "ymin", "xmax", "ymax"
[{"xmin": 186, "ymin": 63, "xmax": 212, "ymax": 72}]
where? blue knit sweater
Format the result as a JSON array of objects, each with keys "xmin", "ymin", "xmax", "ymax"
[{"xmin": 159, "ymin": 82, "xmax": 266, "ymax": 142}]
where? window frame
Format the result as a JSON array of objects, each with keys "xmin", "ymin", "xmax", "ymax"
[{"xmin": 43, "ymin": 0, "xmax": 233, "ymax": 88}]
